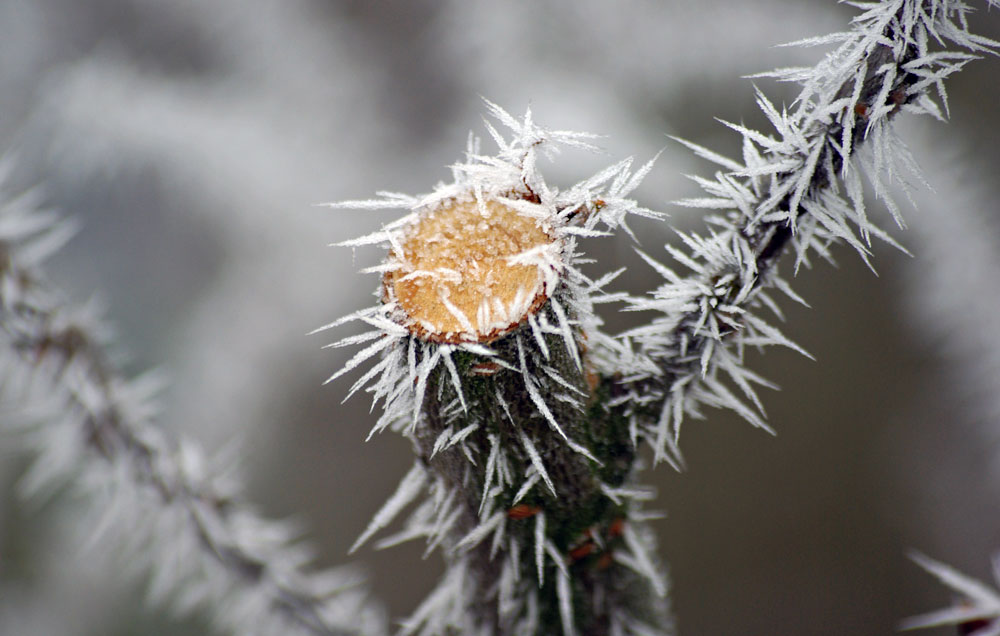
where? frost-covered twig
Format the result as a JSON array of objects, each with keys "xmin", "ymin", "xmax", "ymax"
[
  {"xmin": 619, "ymin": 0, "xmax": 1000, "ymax": 466},
  {"xmin": 0, "ymin": 179, "xmax": 386, "ymax": 636}
]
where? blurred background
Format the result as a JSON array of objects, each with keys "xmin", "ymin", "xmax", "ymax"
[{"xmin": 0, "ymin": 0, "xmax": 998, "ymax": 634}]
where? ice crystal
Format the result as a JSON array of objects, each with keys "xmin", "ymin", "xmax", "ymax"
[{"xmin": 0, "ymin": 0, "xmax": 995, "ymax": 633}]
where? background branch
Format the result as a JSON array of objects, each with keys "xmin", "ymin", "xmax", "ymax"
[{"xmin": 0, "ymin": 187, "xmax": 386, "ymax": 636}]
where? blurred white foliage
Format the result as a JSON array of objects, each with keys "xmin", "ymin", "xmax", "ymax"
[
  {"xmin": 30, "ymin": 2, "xmax": 388, "ymax": 450},
  {"xmin": 906, "ymin": 129, "xmax": 1000, "ymax": 475},
  {"xmin": 436, "ymin": 0, "xmax": 848, "ymax": 168},
  {"xmin": 0, "ymin": 180, "xmax": 387, "ymax": 635},
  {"xmin": 894, "ymin": 125, "xmax": 1000, "ymax": 630}
]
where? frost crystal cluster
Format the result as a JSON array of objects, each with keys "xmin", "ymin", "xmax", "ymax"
[{"xmin": 324, "ymin": 1, "xmax": 1000, "ymax": 634}]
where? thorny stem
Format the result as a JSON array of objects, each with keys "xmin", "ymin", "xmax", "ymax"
[
  {"xmin": 412, "ymin": 297, "xmax": 663, "ymax": 634},
  {"xmin": 627, "ymin": 2, "xmax": 931, "ymax": 409},
  {"xmin": 752, "ymin": 16, "xmax": 920, "ymax": 267}
]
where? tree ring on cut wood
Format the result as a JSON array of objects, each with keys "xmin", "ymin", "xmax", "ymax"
[{"xmin": 383, "ymin": 197, "xmax": 558, "ymax": 344}]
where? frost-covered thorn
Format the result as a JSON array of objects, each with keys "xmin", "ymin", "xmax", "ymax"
[{"xmin": 902, "ymin": 552, "xmax": 1000, "ymax": 634}]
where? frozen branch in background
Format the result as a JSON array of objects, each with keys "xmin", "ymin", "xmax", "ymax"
[{"xmin": 0, "ymin": 175, "xmax": 386, "ymax": 636}]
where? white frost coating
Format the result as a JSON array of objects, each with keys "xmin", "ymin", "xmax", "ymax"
[
  {"xmin": 445, "ymin": 422, "xmax": 480, "ymax": 451},
  {"xmin": 517, "ymin": 429, "xmax": 556, "ymax": 496},
  {"xmin": 480, "ymin": 434, "xmax": 501, "ymax": 514},
  {"xmin": 544, "ymin": 540, "xmax": 571, "ymax": 580},
  {"xmin": 534, "ymin": 511, "xmax": 546, "ymax": 588},
  {"xmin": 454, "ymin": 510, "xmax": 505, "ymax": 553},
  {"xmin": 512, "ymin": 472, "xmax": 541, "ymax": 505},
  {"xmin": 516, "ymin": 335, "xmax": 599, "ymax": 464},
  {"xmin": 441, "ymin": 348, "xmax": 467, "ymax": 412},
  {"xmin": 618, "ymin": 523, "xmax": 668, "ymax": 598}
]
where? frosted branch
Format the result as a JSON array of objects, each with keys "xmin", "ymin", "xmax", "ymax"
[
  {"xmin": 0, "ymin": 185, "xmax": 386, "ymax": 636},
  {"xmin": 621, "ymin": 0, "xmax": 1000, "ymax": 465}
]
